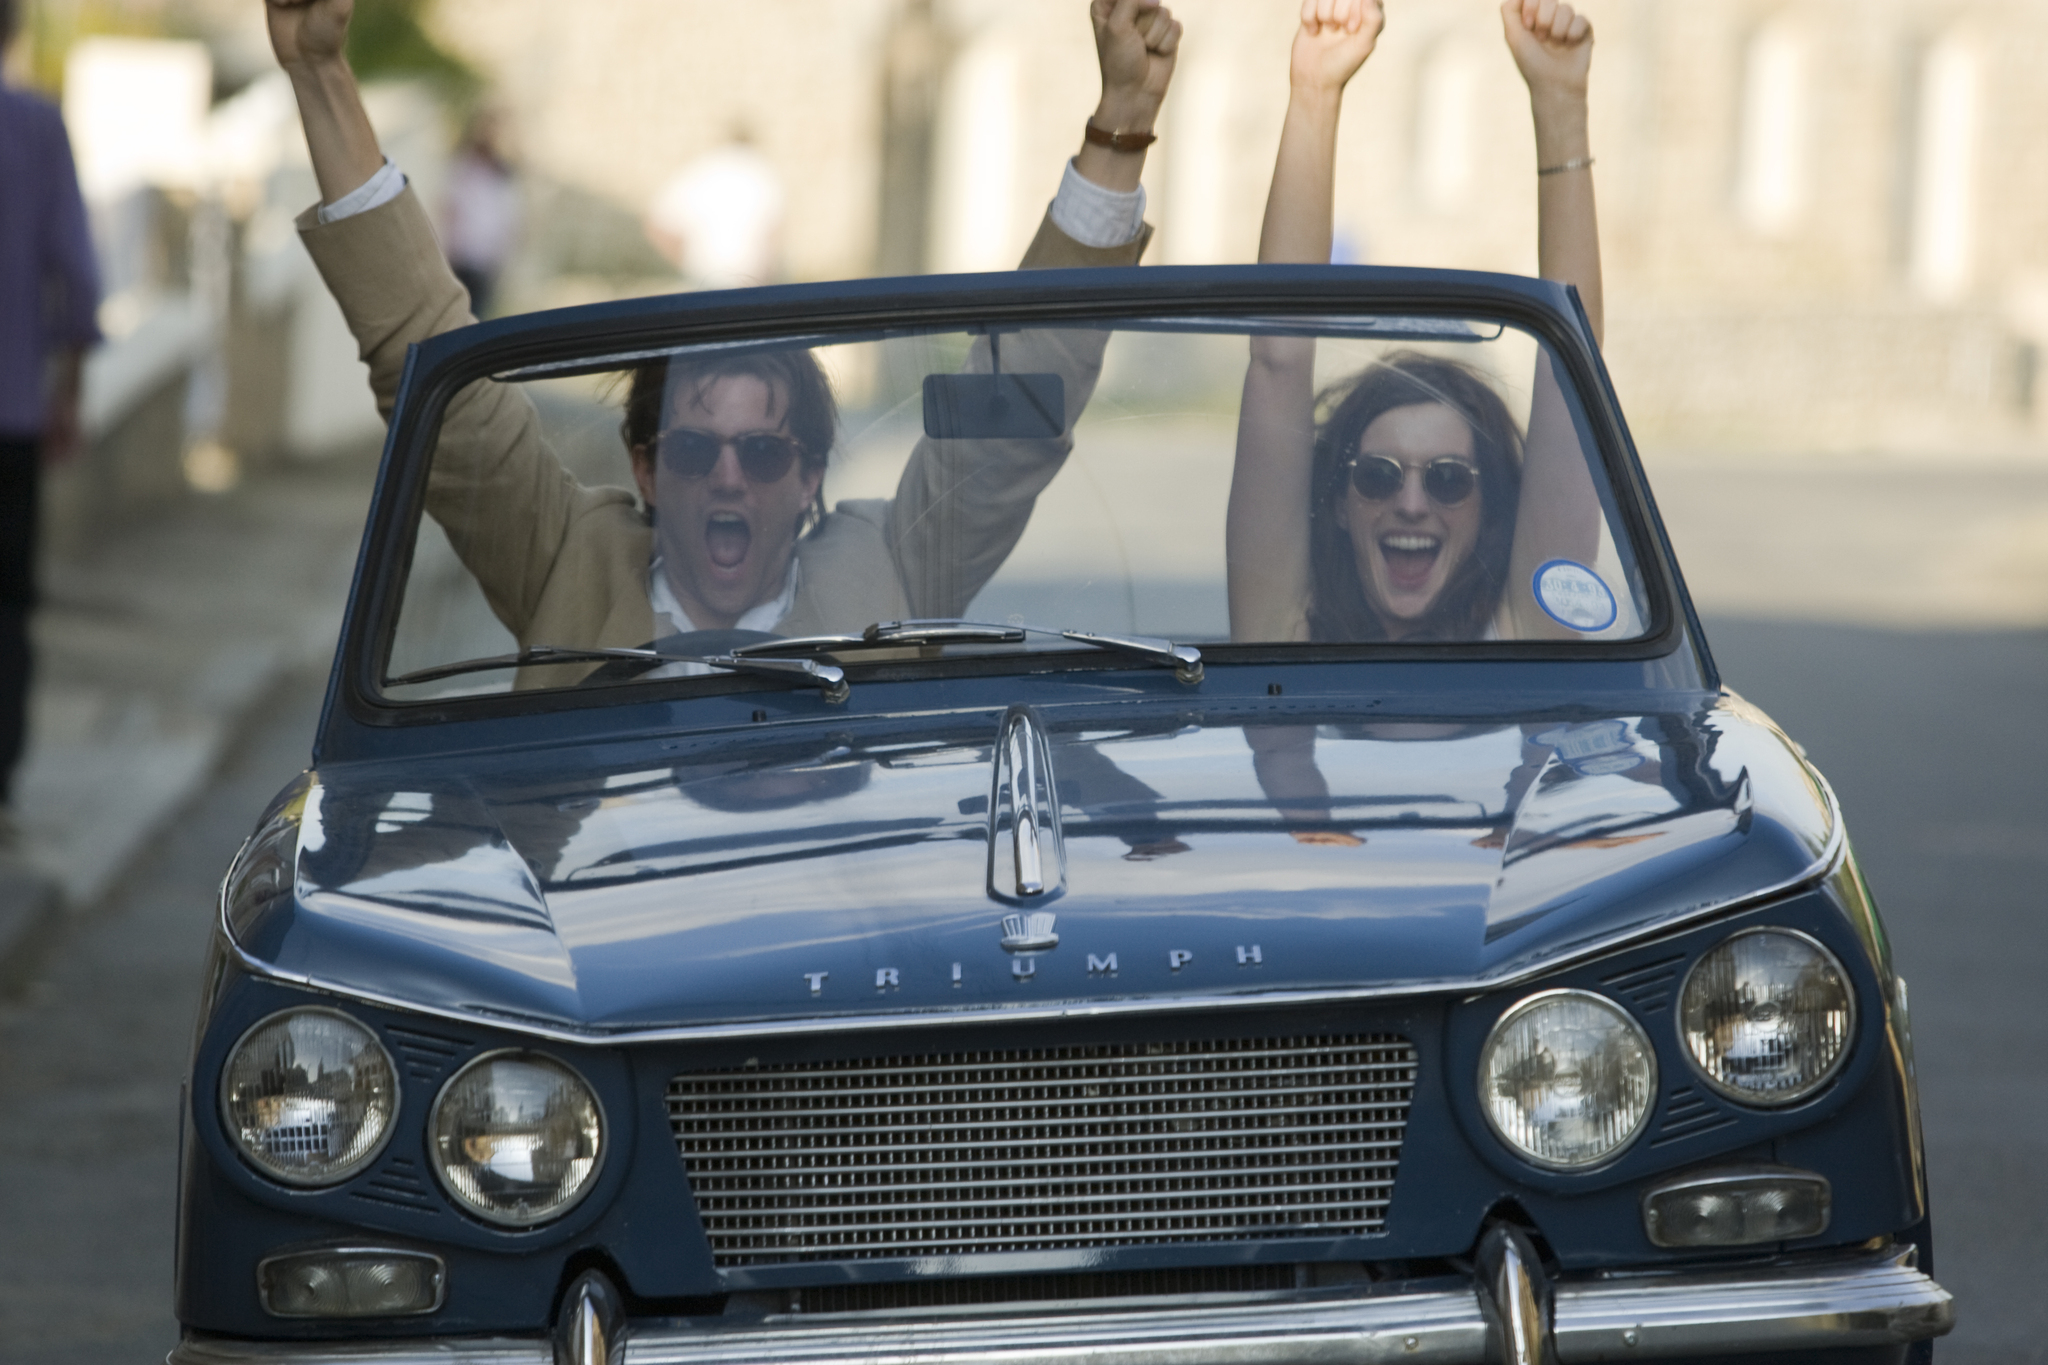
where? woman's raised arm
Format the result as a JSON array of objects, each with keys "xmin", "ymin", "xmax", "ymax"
[
  {"xmin": 1499, "ymin": 0, "xmax": 1606, "ymax": 639},
  {"xmin": 1503, "ymin": 0, "xmax": 1601, "ymax": 344},
  {"xmin": 1227, "ymin": 0, "xmax": 1383, "ymax": 642}
]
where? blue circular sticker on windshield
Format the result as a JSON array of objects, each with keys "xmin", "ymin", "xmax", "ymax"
[{"xmin": 1532, "ymin": 559, "xmax": 1618, "ymax": 632}]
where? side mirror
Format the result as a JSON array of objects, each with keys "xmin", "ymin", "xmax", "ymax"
[{"xmin": 922, "ymin": 373, "xmax": 1066, "ymax": 440}]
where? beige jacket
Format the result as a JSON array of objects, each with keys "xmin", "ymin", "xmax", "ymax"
[{"xmin": 298, "ymin": 189, "xmax": 1151, "ymax": 679}]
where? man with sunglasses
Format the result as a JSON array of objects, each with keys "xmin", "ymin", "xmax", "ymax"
[{"xmin": 265, "ymin": 0, "xmax": 1183, "ymax": 674}]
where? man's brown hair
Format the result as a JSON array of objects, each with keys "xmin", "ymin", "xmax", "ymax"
[{"xmin": 620, "ymin": 347, "xmax": 839, "ymax": 535}]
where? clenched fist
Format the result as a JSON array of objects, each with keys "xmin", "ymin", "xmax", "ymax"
[
  {"xmin": 1501, "ymin": 0, "xmax": 1593, "ymax": 99},
  {"xmin": 265, "ymin": 0, "xmax": 354, "ymax": 70},
  {"xmin": 1290, "ymin": 0, "xmax": 1384, "ymax": 97},
  {"xmin": 1090, "ymin": 0, "xmax": 1183, "ymax": 130}
]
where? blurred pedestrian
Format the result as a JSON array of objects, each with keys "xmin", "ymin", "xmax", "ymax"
[
  {"xmin": 646, "ymin": 125, "xmax": 785, "ymax": 289},
  {"xmin": 0, "ymin": 0, "xmax": 102, "ymax": 850},
  {"xmin": 442, "ymin": 107, "xmax": 520, "ymax": 317}
]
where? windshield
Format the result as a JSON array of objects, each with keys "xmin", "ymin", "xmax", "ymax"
[{"xmin": 383, "ymin": 312, "xmax": 1652, "ymax": 700}]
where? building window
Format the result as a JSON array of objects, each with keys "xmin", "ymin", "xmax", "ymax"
[
  {"xmin": 1908, "ymin": 36, "xmax": 1979, "ymax": 301},
  {"xmin": 1414, "ymin": 42, "xmax": 1479, "ymax": 212},
  {"xmin": 930, "ymin": 34, "xmax": 1020, "ymax": 275},
  {"xmin": 1735, "ymin": 21, "xmax": 1807, "ymax": 234},
  {"xmin": 1164, "ymin": 58, "xmax": 1234, "ymax": 265}
]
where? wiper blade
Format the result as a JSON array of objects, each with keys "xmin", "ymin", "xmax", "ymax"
[
  {"xmin": 735, "ymin": 618, "xmax": 1202, "ymax": 684},
  {"xmin": 386, "ymin": 646, "xmax": 660, "ymax": 686},
  {"xmin": 385, "ymin": 645, "xmax": 849, "ymax": 702},
  {"xmin": 732, "ymin": 619, "xmax": 1027, "ymax": 657},
  {"xmin": 1055, "ymin": 629, "xmax": 1205, "ymax": 685},
  {"xmin": 870, "ymin": 619, "xmax": 1030, "ymax": 646},
  {"xmin": 701, "ymin": 653, "xmax": 850, "ymax": 702}
]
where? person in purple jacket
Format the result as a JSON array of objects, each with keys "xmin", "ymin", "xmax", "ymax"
[{"xmin": 0, "ymin": 0, "xmax": 102, "ymax": 848}]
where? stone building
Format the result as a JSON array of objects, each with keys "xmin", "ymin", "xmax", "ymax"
[{"xmin": 434, "ymin": 0, "xmax": 2048, "ymax": 456}]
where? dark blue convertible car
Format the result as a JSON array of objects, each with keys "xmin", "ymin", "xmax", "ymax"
[{"xmin": 176, "ymin": 264, "xmax": 1953, "ymax": 1365}]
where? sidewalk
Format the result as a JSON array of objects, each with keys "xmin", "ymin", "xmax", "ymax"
[{"xmin": 0, "ymin": 449, "xmax": 378, "ymax": 942}]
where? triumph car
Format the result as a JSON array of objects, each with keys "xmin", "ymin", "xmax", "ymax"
[{"xmin": 175, "ymin": 262, "xmax": 1953, "ymax": 1365}]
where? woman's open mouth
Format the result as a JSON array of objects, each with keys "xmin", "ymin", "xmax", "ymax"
[
  {"xmin": 705, "ymin": 512, "xmax": 752, "ymax": 571},
  {"xmin": 1378, "ymin": 533, "xmax": 1441, "ymax": 592}
]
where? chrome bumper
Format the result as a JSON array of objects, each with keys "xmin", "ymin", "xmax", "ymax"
[{"xmin": 171, "ymin": 1248, "xmax": 1953, "ymax": 1365}]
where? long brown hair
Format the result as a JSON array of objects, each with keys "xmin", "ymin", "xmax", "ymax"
[
  {"xmin": 1306, "ymin": 352, "xmax": 1524, "ymax": 642},
  {"xmin": 621, "ymin": 348, "xmax": 839, "ymax": 535}
]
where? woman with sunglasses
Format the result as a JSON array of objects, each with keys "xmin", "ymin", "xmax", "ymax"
[
  {"xmin": 1228, "ymin": 0, "xmax": 1604, "ymax": 644},
  {"xmin": 264, "ymin": 0, "xmax": 1182, "ymax": 676}
]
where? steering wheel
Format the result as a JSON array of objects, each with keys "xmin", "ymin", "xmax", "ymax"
[{"xmin": 577, "ymin": 629, "xmax": 784, "ymax": 686}]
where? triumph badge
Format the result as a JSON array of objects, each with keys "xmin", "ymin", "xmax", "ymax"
[{"xmin": 1001, "ymin": 911, "xmax": 1059, "ymax": 952}]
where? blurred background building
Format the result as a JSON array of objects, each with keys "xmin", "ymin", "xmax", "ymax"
[
  {"xmin": 435, "ymin": 0, "xmax": 2048, "ymax": 457},
  {"xmin": 8, "ymin": 0, "xmax": 2048, "ymax": 488}
]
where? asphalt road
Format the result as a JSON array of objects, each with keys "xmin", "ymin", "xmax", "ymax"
[
  {"xmin": 0, "ymin": 621, "xmax": 2041, "ymax": 1364},
  {"xmin": 1705, "ymin": 620, "xmax": 2048, "ymax": 1365}
]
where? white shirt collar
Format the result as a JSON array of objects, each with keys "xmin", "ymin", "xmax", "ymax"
[{"xmin": 646, "ymin": 555, "xmax": 799, "ymax": 676}]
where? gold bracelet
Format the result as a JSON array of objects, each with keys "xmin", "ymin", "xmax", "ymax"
[{"xmin": 1538, "ymin": 155, "xmax": 1595, "ymax": 177}]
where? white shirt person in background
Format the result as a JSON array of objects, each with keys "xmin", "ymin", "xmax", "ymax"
[
  {"xmin": 647, "ymin": 125, "xmax": 786, "ymax": 290},
  {"xmin": 441, "ymin": 107, "xmax": 521, "ymax": 317}
]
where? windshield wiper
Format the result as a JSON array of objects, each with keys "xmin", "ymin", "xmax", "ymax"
[
  {"xmin": 1056, "ymin": 628, "xmax": 1206, "ymax": 685},
  {"xmin": 736, "ymin": 619, "xmax": 1203, "ymax": 685},
  {"xmin": 385, "ymin": 645, "xmax": 849, "ymax": 702},
  {"xmin": 731, "ymin": 620, "xmax": 1026, "ymax": 657}
]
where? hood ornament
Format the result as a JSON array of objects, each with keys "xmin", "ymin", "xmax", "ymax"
[
  {"xmin": 1001, "ymin": 911, "xmax": 1059, "ymax": 952},
  {"xmin": 986, "ymin": 707, "xmax": 1066, "ymax": 906}
]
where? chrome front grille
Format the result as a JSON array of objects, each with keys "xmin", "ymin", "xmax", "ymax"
[{"xmin": 666, "ymin": 1033, "xmax": 1417, "ymax": 1266}]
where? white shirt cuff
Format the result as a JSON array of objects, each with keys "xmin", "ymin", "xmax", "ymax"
[
  {"xmin": 317, "ymin": 157, "xmax": 409, "ymax": 225},
  {"xmin": 1048, "ymin": 159, "xmax": 1146, "ymax": 250}
]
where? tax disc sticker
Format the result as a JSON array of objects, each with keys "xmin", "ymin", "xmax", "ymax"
[{"xmin": 1532, "ymin": 559, "xmax": 1618, "ymax": 633}]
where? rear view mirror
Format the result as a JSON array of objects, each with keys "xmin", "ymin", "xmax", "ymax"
[{"xmin": 923, "ymin": 373, "xmax": 1066, "ymax": 440}]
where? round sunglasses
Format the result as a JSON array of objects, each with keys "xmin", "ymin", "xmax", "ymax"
[
  {"xmin": 657, "ymin": 428, "xmax": 806, "ymax": 483},
  {"xmin": 1346, "ymin": 454, "xmax": 1480, "ymax": 506}
]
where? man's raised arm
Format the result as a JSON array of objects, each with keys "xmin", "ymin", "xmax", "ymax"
[
  {"xmin": 267, "ymin": 0, "xmax": 385, "ymax": 207},
  {"xmin": 883, "ymin": 1, "xmax": 1181, "ymax": 617},
  {"xmin": 263, "ymin": 0, "xmax": 580, "ymax": 638},
  {"xmin": 1020, "ymin": 0, "xmax": 1180, "ymax": 269}
]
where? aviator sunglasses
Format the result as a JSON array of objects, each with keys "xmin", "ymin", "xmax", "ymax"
[
  {"xmin": 1346, "ymin": 454, "xmax": 1480, "ymax": 506},
  {"xmin": 657, "ymin": 428, "xmax": 806, "ymax": 482}
]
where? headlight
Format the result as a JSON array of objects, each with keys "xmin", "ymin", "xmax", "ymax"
[
  {"xmin": 1479, "ymin": 989, "xmax": 1656, "ymax": 1169},
  {"xmin": 221, "ymin": 1008, "xmax": 398, "ymax": 1186},
  {"xmin": 1680, "ymin": 928, "xmax": 1853, "ymax": 1105},
  {"xmin": 430, "ymin": 1051, "xmax": 604, "ymax": 1226}
]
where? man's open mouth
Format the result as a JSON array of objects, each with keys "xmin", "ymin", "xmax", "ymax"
[
  {"xmin": 1378, "ymin": 533, "xmax": 1441, "ymax": 591},
  {"xmin": 706, "ymin": 512, "xmax": 752, "ymax": 570}
]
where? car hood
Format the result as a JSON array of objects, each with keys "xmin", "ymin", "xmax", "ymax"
[{"xmin": 248, "ymin": 694, "xmax": 1835, "ymax": 1032}]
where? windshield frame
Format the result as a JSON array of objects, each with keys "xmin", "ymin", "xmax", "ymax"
[{"xmin": 331, "ymin": 264, "xmax": 1698, "ymax": 730}]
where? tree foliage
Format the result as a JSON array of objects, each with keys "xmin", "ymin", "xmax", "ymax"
[{"xmin": 344, "ymin": 0, "xmax": 475, "ymax": 98}]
